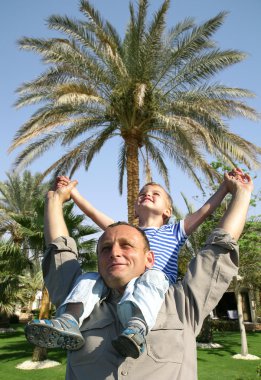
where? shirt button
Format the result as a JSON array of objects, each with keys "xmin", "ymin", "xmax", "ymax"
[{"xmin": 121, "ymin": 370, "xmax": 128, "ymax": 376}]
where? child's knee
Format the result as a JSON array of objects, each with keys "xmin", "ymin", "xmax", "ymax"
[{"xmin": 139, "ymin": 269, "xmax": 169, "ymax": 289}]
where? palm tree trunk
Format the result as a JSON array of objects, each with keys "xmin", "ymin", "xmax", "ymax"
[
  {"xmin": 32, "ymin": 346, "xmax": 48, "ymax": 362},
  {"xmin": 32, "ymin": 286, "xmax": 50, "ymax": 362},
  {"xmin": 39, "ymin": 286, "xmax": 51, "ymax": 319},
  {"xmin": 126, "ymin": 139, "xmax": 139, "ymax": 224},
  {"xmin": 234, "ymin": 277, "xmax": 249, "ymax": 356}
]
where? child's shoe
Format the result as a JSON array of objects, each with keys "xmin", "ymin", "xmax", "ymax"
[
  {"xmin": 25, "ymin": 314, "xmax": 84, "ymax": 351},
  {"xmin": 112, "ymin": 326, "xmax": 145, "ymax": 359}
]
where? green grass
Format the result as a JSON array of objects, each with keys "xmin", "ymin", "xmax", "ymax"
[
  {"xmin": 198, "ymin": 331, "xmax": 261, "ymax": 380},
  {"xmin": 0, "ymin": 324, "xmax": 66, "ymax": 379},
  {"xmin": 0, "ymin": 325, "xmax": 260, "ymax": 379}
]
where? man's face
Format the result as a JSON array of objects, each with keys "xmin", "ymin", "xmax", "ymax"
[
  {"xmin": 135, "ymin": 184, "xmax": 171, "ymax": 219},
  {"xmin": 97, "ymin": 225, "xmax": 154, "ymax": 292}
]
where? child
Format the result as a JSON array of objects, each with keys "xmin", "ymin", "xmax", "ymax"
[{"xmin": 25, "ymin": 170, "xmax": 237, "ymax": 358}]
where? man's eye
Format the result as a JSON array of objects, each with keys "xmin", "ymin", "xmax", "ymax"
[
  {"xmin": 101, "ymin": 246, "xmax": 110, "ymax": 252},
  {"xmin": 121, "ymin": 243, "xmax": 131, "ymax": 249}
]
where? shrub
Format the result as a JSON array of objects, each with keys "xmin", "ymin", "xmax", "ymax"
[{"xmin": 9, "ymin": 314, "xmax": 19, "ymax": 324}]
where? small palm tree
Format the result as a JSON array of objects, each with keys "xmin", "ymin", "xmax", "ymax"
[
  {"xmin": 0, "ymin": 171, "xmax": 99, "ymax": 360},
  {"xmin": 0, "ymin": 241, "xmax": 32, "ymax": 317},
  {"xmin": 0, "ymin": 171, "xmax": 48, "ymax": 245},
  {"xmin": 9, "ymin": 0, "xmax": 260, "ymax": 222}
]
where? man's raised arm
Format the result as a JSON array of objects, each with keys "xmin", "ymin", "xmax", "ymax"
[
  {"xmin": 182, "ymin": 169, "xmax": 253, "ymax": 335},
  {"xmin": 218, "ymin": 170, "xmax": 253, "ymax": 241},
  {"xmin": 43, "ymin": 181, "xmax": 80, "ymax": 307},
  {"xmin": 44, "ymin": 180, "xmax": 78, "ymax": 245}
]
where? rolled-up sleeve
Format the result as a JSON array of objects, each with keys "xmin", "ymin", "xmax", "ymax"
[
  {"xmin": 183, "ymin": 228, "xmax": 239, "ymax": 335},
  {"xmin": 42, "ymin": 236, "xmax": 82, "ymax": 307}
]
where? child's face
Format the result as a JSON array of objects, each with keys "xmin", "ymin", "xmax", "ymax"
[{"xmin": 135, "ymin": 184, "xmax": 171, "ymax": 220}]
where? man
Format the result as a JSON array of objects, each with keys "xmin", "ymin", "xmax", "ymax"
[{"xmin": 42, "ymin": 170, "xmax": 253, "ymax": 379}]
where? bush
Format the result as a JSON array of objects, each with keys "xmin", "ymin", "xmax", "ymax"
[
  {"xmin": 210, "ymin": 319, "xmax": 239, "ymax": 332},
  {"xmin": 31, "ymin": 309, "xmax": 40, "ymax": 318},
  {"xmin": 197, "ymin": 319, "xmax": 239, "ymax": 342},
  {"xmin": 197, "ymin": 316, "xmax": 213, "ymax": 343},
  {"xmin": 9, "ymin": 314, "xmax": 19, "ymax": 324}
]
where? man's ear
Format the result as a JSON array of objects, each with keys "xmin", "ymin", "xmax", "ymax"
[{"xmin": 145, "ymin": 250, "xmax": 154, "ymax": 269}]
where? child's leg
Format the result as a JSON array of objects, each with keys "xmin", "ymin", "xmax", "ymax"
[
  {"xmin": 25, "ymin": 273, "xmax": 107, "ymax": 351},
  {"xmin": 112, "ymin": 269, "xmax": 170, "ymax": 358},
  {"xmin": 57, "ymin": 272, "xmax": 107, "ymax": 326},
  {"xmin": 63, "ymin": 302, "xmax": 84, "ymax": 323}
]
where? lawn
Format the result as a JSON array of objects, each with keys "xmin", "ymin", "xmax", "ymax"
[
  {"xmin": 0, "ymin": 324, "xmax": 66, "ymax": 379},
  {"xmin": 0, "ymin": 325, "xmax": 260, "ymax": 379},
  {"xmin": 197, "ymin": 331, "xmax": 260, "ymax": 380}
]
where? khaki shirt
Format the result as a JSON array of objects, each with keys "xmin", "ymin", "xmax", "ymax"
[{"xmin": 42, "ymin": 228, "xmax": 238, "ymax": 380}]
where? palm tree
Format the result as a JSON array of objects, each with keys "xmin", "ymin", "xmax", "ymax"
[
  {"xmin": 14, "ymin": 196, "xmax": 99, "ymax": 270},
  {"xmin": 0, "ymin": 240, "xmax": 32, "ymax": 322},
  {"xmin": 0, "ymin": 171, "xmax": 99, "ymax": 360},
  {"xmin": 0, "ymin": 171, "xmax": 44, "ymax": 325},
  {"xmin": 0, "ymin": 171, "xmax": 48, "ymax": 245},
  {"xmin": 9, "ymin": 0, "xmax": 260, "ymax": 222}
]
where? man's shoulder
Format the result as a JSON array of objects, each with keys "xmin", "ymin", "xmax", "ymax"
[
  {"xmin": 164, "ymin": 281, "xmax": 183, "ymax": 301},
  {"xmin": 154, "ymin": 282, "xmax": 185, "ymax": 324}
]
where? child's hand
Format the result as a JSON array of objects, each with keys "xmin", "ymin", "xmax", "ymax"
[{"xmin": 55, "ymin": 175, "xmax": 71, "ymax": 190}]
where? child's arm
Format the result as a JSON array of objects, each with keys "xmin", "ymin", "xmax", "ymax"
[
  {"xmin": 71, "ymin": 187, "xmax": 115, "ymax": 230},
  {"xmin": 183, "ymin": 168, "xmax": 248, "ymax": 236},
  {"xmin": 184, "ymin": 180, "xmax": 228, "ymax": 236},
  {"xmin": 56, "ymin": 176, "xmax": 114, "ymax": 231}
]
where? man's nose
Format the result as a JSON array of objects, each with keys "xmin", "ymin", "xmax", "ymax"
[{"xmin": 110, "ymin": 243, "xmax": 121, "ymax": 257}]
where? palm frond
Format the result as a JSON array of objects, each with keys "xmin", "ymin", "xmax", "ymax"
[
  {"xmin": 84, "ymin": 125, "xmax": 117, "ymax": 169},
  {"xmin": 61, "ymin": 116, "xmax": 108, "ymax": 144},
  {"xmin": 12, "ymin": 133, "xmax": 63, "ymax": 171},
  {"xmin": 141, "ymin": 141, "xmax": 170, "ymax": 190},
  {"xmin": 80, "ymin": 0, "xmax": 127, "ymax": 76},
  {"xmin": 142, "ymin": 0, "xmax": 170, "ymax": 79},
  {"xmin": 47, "ymin": 14, "xmax": 98, "ymax": 52},
  {"xmin": 9, "ymin": 105, "xmax": 76, "ymax": 152}
]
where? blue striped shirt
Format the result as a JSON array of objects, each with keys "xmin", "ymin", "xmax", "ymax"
[{"xmin": 143, "ymin": 221, "xmax": 187, "ymax": 284}]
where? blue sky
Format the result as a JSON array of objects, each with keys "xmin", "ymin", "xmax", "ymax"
[{"xmin": 1, "ymin": 0, "xmax": 261, "ymax": 222}]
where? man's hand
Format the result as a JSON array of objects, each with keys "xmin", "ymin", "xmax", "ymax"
[
  {"xmin": 44, "ymin": 180, "xmax": 78, "ymax": 244},
  {"xmin": 219, "ymin": 168, "xmax": 253, "ymax": 240},
  {"xmin": 47, "ymin": 180, "xmax": 78, "ymax": 205},
  {"xmin": 55, "ymin": 175, "xmax": 71, "ymax": 189},
  {"xmin": 225, "ymin": 168, "xmax": 254, "ymax": 195}
]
